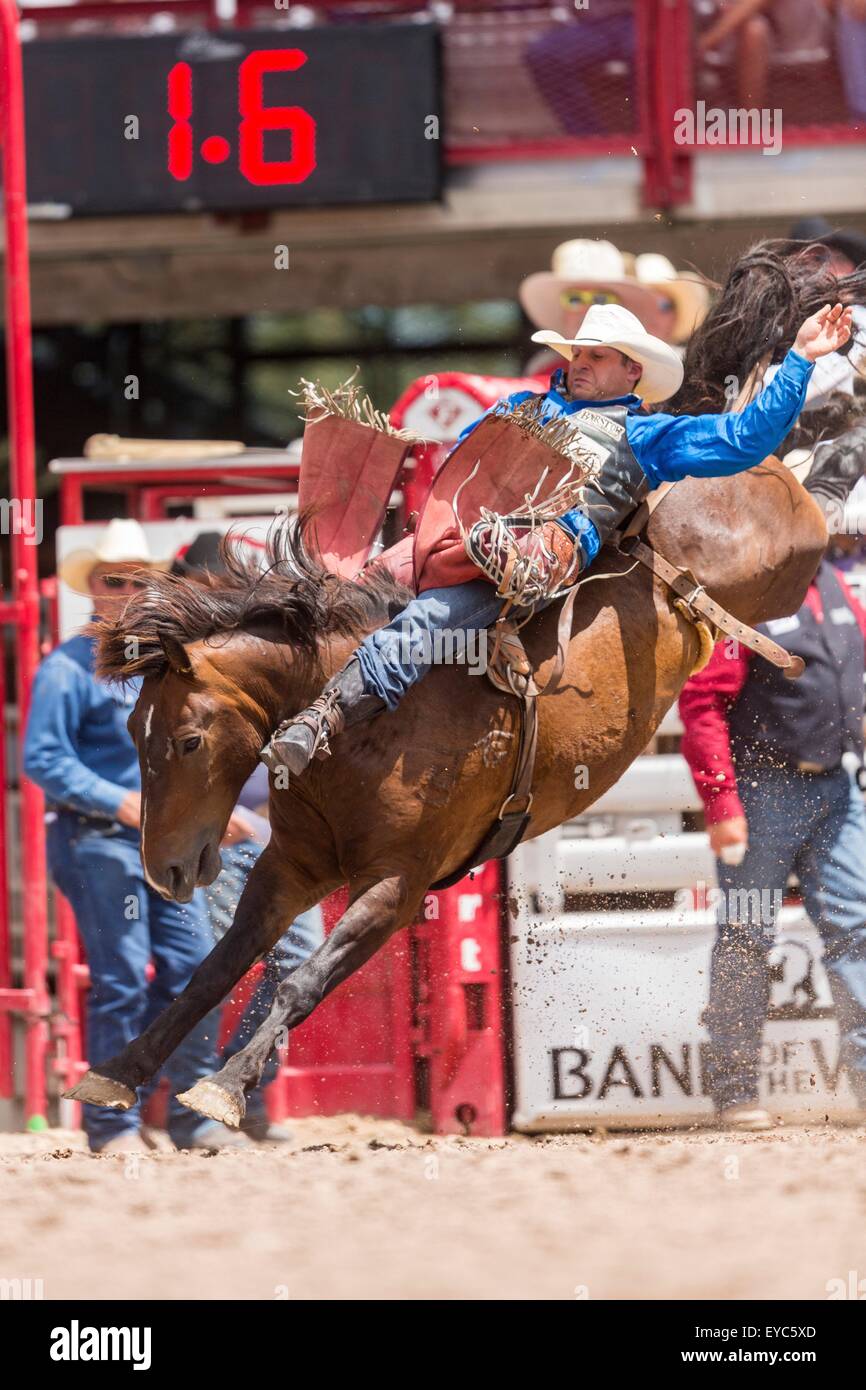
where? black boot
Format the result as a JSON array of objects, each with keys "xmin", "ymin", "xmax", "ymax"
[
  {"xmin": 260, "ymin": 657, "xmax": 385, "ymax": 776},
  {"xmin": 577, "ymin": 448, "xmax": 652, "ymax": 550}
]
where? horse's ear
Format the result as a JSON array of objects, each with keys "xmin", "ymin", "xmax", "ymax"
[{"xmin": 159, "ymin": 632, "xmax": 194, "ymax": 678}]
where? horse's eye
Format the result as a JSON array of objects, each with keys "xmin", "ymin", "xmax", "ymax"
[{"xmin": 181, "ymin": 735, "xmax": 202, "ymax": 755}]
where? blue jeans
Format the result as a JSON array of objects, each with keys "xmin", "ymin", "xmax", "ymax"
[
  {"xmin": 48, "ymin": 814, "xmax": 222, "ymax": 1150},
  {"xmin": 705, "ymin": 765, "xmax": 866, "ymax": 1109},
  {"xmin": 356, "ymin": 580, "xmax": 506, "ymax": 709},
  {"xmin": 205, "ymin": 839, "xmax": 324, "ymax": 1120}
]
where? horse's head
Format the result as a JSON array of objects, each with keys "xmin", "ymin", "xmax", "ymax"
[
  {"xmin": 92, "ymin": 518, "xmax": 407, "ymax": 900},
  {"xmin": 129, "ymin": 632, "xmax": 268, "ymax": 901}
]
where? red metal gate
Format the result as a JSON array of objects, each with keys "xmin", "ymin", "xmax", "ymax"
[
  {"xmin": 47, "ymin": 451, "xmax": 509, "ymax": 1135},
  {"xmin": 0, "ymin": 0, "xmax": 49, "ymax": 1128}
]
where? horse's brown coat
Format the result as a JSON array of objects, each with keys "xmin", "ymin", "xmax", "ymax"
[{"xmin": 67, "ymin": 459, "xmax": 828, "ymax": 1123}]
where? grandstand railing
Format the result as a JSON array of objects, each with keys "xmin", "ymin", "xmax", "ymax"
[{"xmin": 15, "ymin": 0, "xmax": 866, "ymax": 208}]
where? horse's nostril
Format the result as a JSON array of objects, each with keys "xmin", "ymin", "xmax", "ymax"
[{"xmin": 166, "ymin": 864, "xmax": 182, "ymax": 897}]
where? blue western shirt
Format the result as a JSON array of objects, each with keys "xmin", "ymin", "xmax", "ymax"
[
  {"xmin": 23, "ymin": 629, "xmax": 141, "ymax": 818},
  {"xmin": 458, "ymin": 349, "xmax": 814, "ymax": 565}
]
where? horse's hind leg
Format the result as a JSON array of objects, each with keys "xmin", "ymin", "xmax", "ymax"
[
  {"xmin": 176, "ymin": 873, "xmax": 421, "ymax": 1126},
  {"xmin": 65, "ymin": 847, "xmax": 323, "ymax": 1110}
]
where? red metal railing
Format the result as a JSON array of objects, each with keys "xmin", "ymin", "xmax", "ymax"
[
  {"xmin": 47, "ymin": 450, "xmax": 508, "ymax": 1134},
  {"xmin": 0, "ymin": 0, "xmax": 50, "ymax": 1127}
]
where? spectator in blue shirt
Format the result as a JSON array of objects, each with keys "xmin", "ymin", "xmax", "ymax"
[
  {"xmin": 263, "ymin": 301, "xmax": 853, "ymax": 775},
  {"xmin": 24, "ymin": 519, "xmax": 244, "ymax": 1155}
]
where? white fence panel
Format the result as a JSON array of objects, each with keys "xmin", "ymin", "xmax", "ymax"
[{"xmin": 508, "ymin": 732, "xmax": 858, "ymax": 1129}]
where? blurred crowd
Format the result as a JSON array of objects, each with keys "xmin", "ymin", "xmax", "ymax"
[{"xmin": 522, "ymin": 0, "xmax": 866, "ymax": 133}]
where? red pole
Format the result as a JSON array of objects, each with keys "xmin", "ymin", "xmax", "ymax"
[
  {"xmin": 0, "ymin": 641, "xmax": 10, "ymax": 1098},
  {"xmin": 0, "ymin": 0, "xmax": 50, "ymax": 1126},
  {"xmin": 649, "ymin": 0, "xmax": 694, "ymax": 209}
]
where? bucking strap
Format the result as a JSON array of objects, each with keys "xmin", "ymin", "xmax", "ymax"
[
  {"xmin": 621, "ymin": 536, "xmax": 806, "ymax": 678},
  {"xmin": 429, "ymin": 619, "xmax": 539, "ymax": 890},
  {"xmin": 486, "ymin": 620, "xmax": 539, "ymax": 819},
  {"xmin": 431, "ymin": 527, "xmax": 806, "ymax": 892}
]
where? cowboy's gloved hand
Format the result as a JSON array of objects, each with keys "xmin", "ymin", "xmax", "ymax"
[{"xmin": 516, "ymin": 520, "xmax": 581, "ymax": 587}]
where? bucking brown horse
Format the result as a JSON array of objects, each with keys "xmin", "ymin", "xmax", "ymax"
[{"xmin": 67, "ymin": 458, "xmax": 830, "ymax": 1127}]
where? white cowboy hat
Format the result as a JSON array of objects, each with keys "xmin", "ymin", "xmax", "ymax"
[
  {"xmin": 630, "ymin": 253, "xmax": 710, "ymax": 345},
  {"xmin": 530, "ymin": 304, "xmax": 685, "ymax": 404},
  {"xmin": 59, "ymin": 517, "xmax": 169, "ymax": 595},
  {"xmin": 519, "ymin": 239, "xmax": 664, "ymax": 333}
]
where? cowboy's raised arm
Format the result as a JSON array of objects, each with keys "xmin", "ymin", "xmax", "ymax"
[{"xmin": 630, "ymin": 303, "xmax": 853, "ymax": 487}]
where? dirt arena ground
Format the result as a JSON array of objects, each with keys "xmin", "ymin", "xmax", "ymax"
[{"xmin": 2, "ymin": 1116, "xmax": 864, "ymax": 1300}]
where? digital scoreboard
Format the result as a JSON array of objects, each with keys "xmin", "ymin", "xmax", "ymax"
[{"xmin": 22, "ymin": 25, "xmax": 442, "ymax": 215}]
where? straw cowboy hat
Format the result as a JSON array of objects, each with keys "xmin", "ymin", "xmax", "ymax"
[
  {"xmin": 531, "ymin": 303, "xmax": 685, "ymax": 404},
  {"xmin": 519, "ymin": 240, "xmax": 664, "ymax": 333},
  {"xmin": 520, "ymin": 240, "xmax": 710, "ymax": 347},
  {"xmin": 59, "ymin": 517, "xmax": 169, "ymax": 595},
  {"xmin": 629, "ymin": 252, "xmax": 710, "ymax": 345}
]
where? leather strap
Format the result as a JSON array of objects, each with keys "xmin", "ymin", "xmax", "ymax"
[
  {"xmin": 429, "ymin": 807, "xmax": 532, "ymax": 890},
  {"xmin": 539, "ymin": 584, "xmax": 581, "ymax": 697},
  {"xmin": 503, "ymin": 690, "xmax": 538, "ymax": 819},
  {"xmin": 621, "ymin": 536, "xmax": 805, "ymax": 678},
  {"xmin": 486, "ymin": 620, "xmax": 539, "ymax": 817},
  {"xmin": 429, "ymin": 620, "xmax": 540, "ymax": 889},
  {"xmin": 431, "ymin": 508, "xmax": 806, "ymax": 890}
]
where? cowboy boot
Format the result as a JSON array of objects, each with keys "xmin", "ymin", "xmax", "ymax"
[{"xmin": 260, "ymin": 657, "xmax": 386, "ymax": 776}]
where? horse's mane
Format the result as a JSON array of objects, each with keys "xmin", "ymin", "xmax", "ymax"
[
  {"xmin": 668, "ymin": 239, "xmax": 866, "ymax": 435},
  {"xmin": 94, "ymin": 518, "xmax": 412, "ymax": 682}
]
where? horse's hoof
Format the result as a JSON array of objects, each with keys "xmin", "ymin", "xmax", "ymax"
[
  {"xmin": 175, "ymin": 1080, "xmax": 243, "ymax": 1128},
  {"xmin": 63, "ymin": 1072, "xmax": 137, "ymax": 1110}
]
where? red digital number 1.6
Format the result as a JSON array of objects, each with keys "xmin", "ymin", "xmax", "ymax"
[{"xmin": 168, "ymin": 49, "xmax": 317, "ymax": 186}]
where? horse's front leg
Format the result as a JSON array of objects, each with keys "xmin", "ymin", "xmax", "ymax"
[
  {"xmin": 65, "ymin": 846, "xmax": 328, "ymax": 1111},
  {"xmin": 176, "ymin": 872, "xmax": 423, "ymax": 1126}
]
